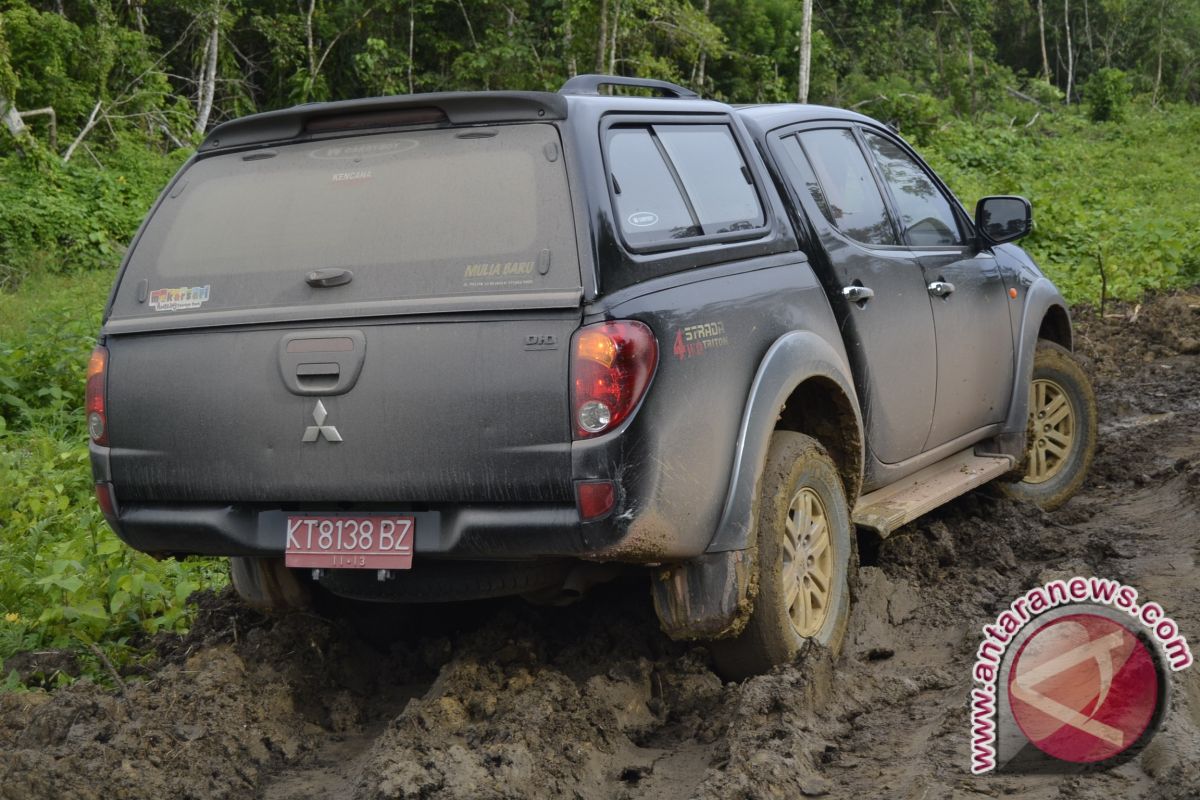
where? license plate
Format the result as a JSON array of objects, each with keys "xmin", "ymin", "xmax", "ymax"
[{"xmin": 284, "ymin": 514, "xmax": 414, "ymax": 570}]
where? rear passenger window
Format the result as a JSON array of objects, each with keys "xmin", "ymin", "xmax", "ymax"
[
  {"xmin": 794, "ymin": 128, "xmax": 897, "ymax": 246},
  {"xmin": 607, "ymin": 123, "xmax": 765, "ymax": 249}
]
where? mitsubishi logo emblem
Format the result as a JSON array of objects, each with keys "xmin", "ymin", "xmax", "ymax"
[{"xmin": 302, "ymin": 400, "xmax": 343, "ymax": 443}]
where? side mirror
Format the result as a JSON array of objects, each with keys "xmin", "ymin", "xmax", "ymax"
[{"xmin": 975, "ymin": 195, "xmax": 1032, "ymax": 245}]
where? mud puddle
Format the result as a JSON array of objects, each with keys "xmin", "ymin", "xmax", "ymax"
[{"xmin": 2, "ymin": 291, "xmax": 1200, "ymax": 799}]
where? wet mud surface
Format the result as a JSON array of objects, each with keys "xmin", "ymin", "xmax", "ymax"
[{"xmin": 2, "ymin": 292, "xmax": 1200, "ymax": 799}]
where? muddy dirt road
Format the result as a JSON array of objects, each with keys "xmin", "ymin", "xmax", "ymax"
[{"xmin": 2, "ymin": 292, "xmax": 1199, "ymax": 800}]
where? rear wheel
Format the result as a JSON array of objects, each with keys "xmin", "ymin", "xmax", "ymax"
[
  {"xmin": 1002, "ymin": 341, "xmax": 1097, "ymax": 511},
  {"xmin": 710, "ymin": 431, "xmax": 854, "ymax": 680}
]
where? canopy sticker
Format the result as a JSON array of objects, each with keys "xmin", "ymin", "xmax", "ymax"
[{"xmin": 149, "ymin": 285, "xmax": 211, "ymax": 312}]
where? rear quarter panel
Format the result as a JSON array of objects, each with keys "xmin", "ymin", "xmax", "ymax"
[{"xmin": 574, "ymin": 253, "xmax": 846, "ymax": 561}]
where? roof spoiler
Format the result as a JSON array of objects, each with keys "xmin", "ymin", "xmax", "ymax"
[
  {"xmin": 199, "ymin": 91, "xmax": 567, "ymax": 152},
  {"xmin": 559, "ymin": 74, "xmax": 699, "ymax": 99}
]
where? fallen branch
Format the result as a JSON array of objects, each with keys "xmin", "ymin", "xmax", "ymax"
[
  {"xmin": 1024, "ymin": 110, "xmax": 1041, "ymax": 128},
  {"xmin": 17, "ymin": 106, "xmax": 56, "ymax": 150},
  {"xmin": 88, "ymin": 643, "xmax": 128, "ymax": 695},
  {"xmin": 849, "ymin": 94, "xmax": 887, "ymax": 110},
  {"xmin": 158, "ymin": 122, "xmax": 186, "ymax": 150},
  {"xmin": 62, "ymin": 100, "xmax": 103, "ymax": 163},
  {"xmin": 1006, "ymin": 86, "xmax": 1049, "ymax": 108}
]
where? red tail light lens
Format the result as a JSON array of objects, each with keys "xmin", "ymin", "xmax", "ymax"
[
  {"xmin": 86, "ymin": 346, "xmax": 109, "ymax": 446},
  {"xmin": 571, "ymin": 320, "xmax": 658, "ymax": 439},
  {"xmin": 576, "ymin": 480, "xmax": 617, "ymax": 521},
  {"xmin": 94, "ymin": 482, "xmax": 118, "ymax": 524}
]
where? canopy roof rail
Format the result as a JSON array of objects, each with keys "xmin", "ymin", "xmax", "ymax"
[{"xmin": 559, "ymin": 74, "xmax": 699, "ymax": 99}]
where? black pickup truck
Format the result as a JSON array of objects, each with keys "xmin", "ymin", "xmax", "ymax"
[{"xmin": 88, "ymin": 75, "xmax": 1097, "ymax": 677}]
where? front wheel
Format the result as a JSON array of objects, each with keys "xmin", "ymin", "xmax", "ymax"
[
  {"xmin": 1002, "ymin": 340, "xmax": 1098, "ymax": 511},
  {"xmin": 710, "ymin": 431, "xmax": 854, "ymax": 680}
]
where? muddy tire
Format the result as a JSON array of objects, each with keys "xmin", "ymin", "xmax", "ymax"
[
  {"xmin": 710, "ymin": 432, "xmax": 854, "ymax": 681},
  {"xmin": 1002, "ymin": 341, "xmax": 1098, "ymax": 511}
]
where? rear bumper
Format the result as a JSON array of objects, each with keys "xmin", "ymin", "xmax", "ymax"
[
  {"xmin": 94, "ymin": 398, "xmax": 720, "ymax": 563},
  {"xmin": 110, "ymin": 502, "xmax": 601, "ymax": 560}
]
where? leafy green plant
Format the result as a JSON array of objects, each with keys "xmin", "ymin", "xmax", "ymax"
[
  {"xmin": 0, "ymin": 139, "xmax": 184, "ymax": 289},
  {"xmin": 1083, "ymin": 68, "xmax": 1131, "ymax": 123},
  {"xmin": 923, "ymin": 104, "xmax": 1200, "ymax": 304},
  {"xmin": 0, "ymin": 271, "xmax": 226, "ymax": 687}
]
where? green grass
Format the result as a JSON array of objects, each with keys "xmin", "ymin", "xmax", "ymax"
[
  {"xmin": 923, "ymin": 103, "xmax": 1200, "ymax": 304},
  {"xmin": 0, "ymin": 270, "xmax": 226, "ymax": 688}
]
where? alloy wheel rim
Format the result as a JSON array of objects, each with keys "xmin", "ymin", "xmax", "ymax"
[
  {"xmin": 1023, "ymin": 377, "xmax": 1076, "ymax": 484},
  {"xmin": 782, "ymin": 487, "xmax": 834, "ymax": 638}
]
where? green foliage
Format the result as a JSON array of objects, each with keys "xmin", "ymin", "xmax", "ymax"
[
  {"xmin": 839, "ymin": 73, "xmax": 953, "ymax": 145},
  {"xmin": 0, "ymin": 140, "xmax": 184, "ymax": 289},
  {"xmin": 0, "ymin": 13, "xmax": 18, "ymax": 100},
  {"xmin": 924, "ymin": 105, "xmax": 1200, "ymax": 304},
  {"xmin": 0, "ymin": 271, "xmax": 227, "ymax": 686},
  {"xmin": 1083, "ymin": 68, "xmax": 1131, "ymax": 122},
  {"xmin": 0, "ymin": 3, "xmax": 184, "ymax": 143}
]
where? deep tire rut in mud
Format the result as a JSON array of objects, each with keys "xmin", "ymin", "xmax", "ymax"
[{"xmin": 3, "ymin": 291, "xmax": 1200, "ymax": 799}]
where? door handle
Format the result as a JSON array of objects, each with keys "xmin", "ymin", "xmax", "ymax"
[
  {"xmin": 928, "ymin": 281, "xmax": 956, "ymax": 297},
  {"xmin": 306, "ymin": 268, "xmax": 354, "ymax": 288},
  {"xmin": 842, "ymin": 285, "xmax": 875, "ymax": 304}
]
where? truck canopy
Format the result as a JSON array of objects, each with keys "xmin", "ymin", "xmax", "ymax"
[{"xmin": 108, "ymin": 122, "xmax": 580, "ymax": 327}]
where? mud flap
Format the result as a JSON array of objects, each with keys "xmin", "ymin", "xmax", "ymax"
[{"xmin": 651, "ymin": 549, "xmax": 755, "ymax": 641}]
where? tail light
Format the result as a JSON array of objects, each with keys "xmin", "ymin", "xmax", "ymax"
[
  {"xmin": 86, "ymin": 346, "xmax": 109, "ymax": 446},
  {"xmin": 570, "ymin": 320, "xmax": 658, "ymax": 439},
  {"xmin": 94, "ymin": 482, "xmax": 119, "ymax": 527}
]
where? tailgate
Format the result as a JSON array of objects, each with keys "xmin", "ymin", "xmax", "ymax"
[
  {"xmin": 106, "ymin": 312, "xmax": 580, "ymax": 503},
  {"xmin": 101, "ymin": 119, "xmax": 585, "ymax": 506}
]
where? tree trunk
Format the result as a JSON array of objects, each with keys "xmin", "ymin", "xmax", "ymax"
[
  {"xmin": 696, "ymin": 0, "xmax": 711, "ymax": 92},
  {"xmin": 195, "ymin": 14, "xmax": 219, "ymax": 135},
  {"xmin": 1037, "ymin": 0, "xmax": 1050, "ymax": 79},
  {"xmin": 1153, "ymin": 1, "xmax": 1166, "ymax": 103},
  {"xmin": 456, "ymin": 0, "xmax": 478, "ymax": 49},
  {"xmin": 564, "ymin": 0, "xmax": 576, "ymax": 77},
  {"xmin": 408, "ymin": 0, "xmax": 415, "ymax": 94},
  {"xmin": 1082, "ymin": 0, "xmax": 1093, "ymax": 54},
  {"xmin": 303, "ymin": 0, "xmax": 317, "ymax": 94},
  {"xmin": 1063, "ymin": 0, "xmax": 1073, "ymax": 104},
  {"xmin": 608, "ymin": 0, "xmax": 621, "ymax": 76},
  {"xmin": 596, "ymin": 0, "xmax": 608, "ymax": 73},
  {"xmin": 967, "ymin": 26, "xmax": 976, "ymax": 112},
  {"xmin": 798, "ymin": 0, "xmax": 813, "ymax": 103},
  {"xmin": 130, "ymin": 0, "xmax": 146, "ymax": 34}
]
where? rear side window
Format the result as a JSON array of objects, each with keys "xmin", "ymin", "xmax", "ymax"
[
  {"xmin": 109, "ymin": 123, "xmax": 579, "ymax": 320},
  {"xmin": 606, "ymin": 123, "xmax": 765, "ymax": 249},
  {"xmin": 794, "ymin": 128, "xmax": 897, "ymax": 246},
  {"xmin": 862, "ymin": 131, "xmax": 964, "ymax": 247}
]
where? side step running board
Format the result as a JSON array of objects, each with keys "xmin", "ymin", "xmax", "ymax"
[{"xmin": 852, "ymin": 449, "xmax": 1014, "ymax": 537}]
